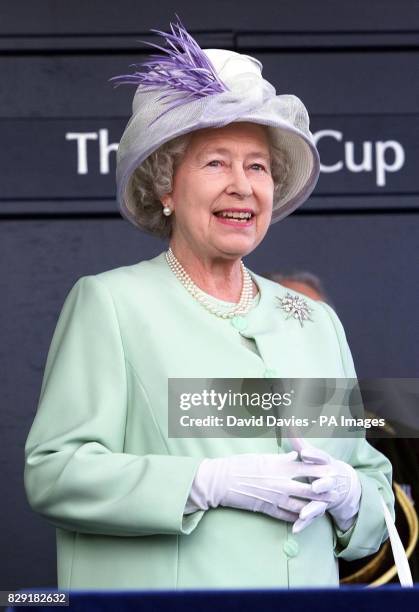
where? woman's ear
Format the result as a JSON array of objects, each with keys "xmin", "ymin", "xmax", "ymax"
[{"xmin": 160, "ymin": 193, "xmax": 173, "ymax": 208}]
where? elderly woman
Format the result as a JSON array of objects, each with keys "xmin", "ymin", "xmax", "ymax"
[{"xmin": 24, "ymin": 18, "xmax": 394, "ymax": 591}]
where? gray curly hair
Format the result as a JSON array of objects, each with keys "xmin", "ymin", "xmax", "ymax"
[{"xmin": 129, "ymin": 126, "xmax": 291, "ymax": 239}]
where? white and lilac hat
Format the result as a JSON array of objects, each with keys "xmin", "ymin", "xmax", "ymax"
[{"xmin": 110, "ymin": 17, "xmax": 320, "ymax": 229}]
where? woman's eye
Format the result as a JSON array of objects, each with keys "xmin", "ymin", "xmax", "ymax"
[{"xmin": 206, "ymin": 160, "xmax": 267, "ymax": 171}]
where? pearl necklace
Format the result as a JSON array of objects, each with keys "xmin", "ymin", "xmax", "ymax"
[{"xmin": 165, "ymin": 248, "xmax": 255, "ymax": 319}]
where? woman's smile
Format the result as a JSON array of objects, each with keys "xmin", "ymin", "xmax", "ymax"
[{"xmin": 213, "ymin": 207, "xmax": 255, "ymax": 227}]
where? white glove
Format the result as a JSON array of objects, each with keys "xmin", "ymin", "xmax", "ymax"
[
  {"xmin": 184, "ymin": 452, "xmax": 339, "ymax": 523},
  {"xmin": 292, "ymin": 444, "xmax": 362, "ymax": 534}
]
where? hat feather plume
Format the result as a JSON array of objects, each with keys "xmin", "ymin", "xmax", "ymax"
[{"xmin": 109, "ymin": 15, "xmax": 229, "ymax": 124}]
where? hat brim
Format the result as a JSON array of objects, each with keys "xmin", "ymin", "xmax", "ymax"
[{"xmin": 117, "ymin": 109, "xmax": 320, "ymax": 231}]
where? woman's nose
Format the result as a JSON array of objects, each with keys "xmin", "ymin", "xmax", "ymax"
[{"xmin": 226, "ymin": 164, "xmax": 253, "ymax": 198}]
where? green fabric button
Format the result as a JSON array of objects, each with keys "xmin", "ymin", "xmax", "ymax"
[
  {"xmin": 283, "ymin": 538, "xmax": 299, "ymax": 558},
  {"xmin": 264, "ymin": 368, "xmax": 278, "ymax": 378},
  {"xmin": 231, "ymin": 316, "xmax": 248, "ymax": 331}
]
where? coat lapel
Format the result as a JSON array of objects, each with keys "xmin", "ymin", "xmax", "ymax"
[{"xmin": 242, "ymin": 271, "xmax": 317, "ymax": 376}]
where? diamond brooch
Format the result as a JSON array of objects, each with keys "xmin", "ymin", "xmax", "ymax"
[{"xmin": 277, "ymin": 292, "xmax": 314, "ymax": 327}]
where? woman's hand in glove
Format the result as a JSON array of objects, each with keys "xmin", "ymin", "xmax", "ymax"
[
  {"xmin": 184, "ymin": 451, "xmax": 339, "ymax": 523},
  {"xmin": 292, "ymin": 444, "xmax": 362, "ymax": 534}
]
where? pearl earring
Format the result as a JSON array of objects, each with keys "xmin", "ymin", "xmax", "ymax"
[{"xmin": 162, "ymin": 206, "xmax": 172, "ymax": 216}]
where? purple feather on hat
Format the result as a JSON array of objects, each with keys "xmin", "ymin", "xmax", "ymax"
[{"xmin": 109, "ymin": 15, "xmax": 229, "ymax": 124}]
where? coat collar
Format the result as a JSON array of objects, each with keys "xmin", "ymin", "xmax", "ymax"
[
  {"xmin": 242, "ymin": 269, "xmax": 319, "ymax": 373},
  {"xmin": 243, "ymin": 270, "xmax": 286, "ymax": 336},
  {"xmin": 147, "ymin": 251, "xmax": 319, "ymax": 365}
]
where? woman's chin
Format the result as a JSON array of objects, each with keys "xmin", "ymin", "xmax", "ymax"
[{"xmin": 212, "ymin": 236, "xmax": 258, "ymax": 258}]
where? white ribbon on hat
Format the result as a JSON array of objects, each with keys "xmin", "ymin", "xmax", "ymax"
[
  {"xmin": 198, "ymin": 50, "xmax": 277, "ymax": 123},
  {"xmin": 203, "ymin": 48, "xmax": 264, "ymax": 82}
]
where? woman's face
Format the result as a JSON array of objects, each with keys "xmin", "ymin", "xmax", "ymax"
[{"xmin": 162, "ymin": 122, "xmax": 275, "ymax": 262}]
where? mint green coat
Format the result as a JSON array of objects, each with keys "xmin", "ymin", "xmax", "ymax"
[{"xmin": 24, "ymin": 251, "xmax": 394, "ymax": 590}]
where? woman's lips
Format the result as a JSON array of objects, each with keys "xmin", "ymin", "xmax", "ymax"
[
  {"xmin": 213, "ymin": 209, "xmax": 255, "ymax": 228},
  {"xmin": 214, "ymin": 215, "xmax": 254, "ymax": 227}
]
